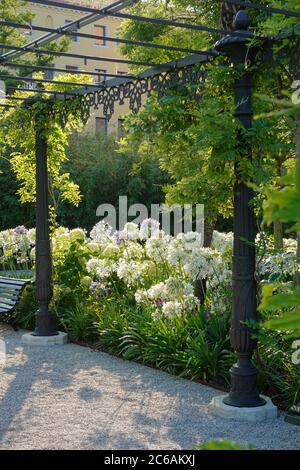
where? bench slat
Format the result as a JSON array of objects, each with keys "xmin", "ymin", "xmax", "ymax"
[
  {"xmin": 0, "ymin": 277, "xmax": 31, "ymax": 327},
  {"xmin": 0, "ymin": 297, "xmax": 17, "ymax": 306},
  {"xmin": 0, "ymin": 292, "xmax": 20, "ymax": 300},
  {"xmin": 0, "ymin": 286, "xmax": 22, "ymax": 292},
  {"xmin": 0, "ymin": 307, "xmax": 11, "ymax": 313},
  {"xmin": 0, "ymin": 278, "xmax": 28, "ymax": 286},
  {"xmin": 0, "ymin": 282, "xmax": 24, "ymax": 289}
]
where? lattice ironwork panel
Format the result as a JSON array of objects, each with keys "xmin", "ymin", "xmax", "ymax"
[{"xmin": 49, "ymin": 62, "xmax": 209, "ymax": 125}]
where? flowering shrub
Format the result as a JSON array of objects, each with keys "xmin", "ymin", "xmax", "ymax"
[
  {"xmin": 0, "ymin": 225, "xmax": 35, "ymax": 270},
  {"xmin": 0, "ymin": 222, "xmax": 299, "ymax": 405},
  {"xmin": 0, "ymin": 222, "xmax": 298, "ymax": 319},
  {"xmin": 84, "ymin": 221, "xmax": 233, "ymax": 319}
]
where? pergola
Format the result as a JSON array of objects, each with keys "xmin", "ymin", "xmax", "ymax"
[{"xmin": 0, "ymin": 0, "xmax": 299, "ymax": 410}]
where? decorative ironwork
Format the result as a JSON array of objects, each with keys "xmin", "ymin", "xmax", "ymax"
[
  {"xmin": 221, "ymin": 0, "xmax": 246, "ymax": 32},
  {"xmin": 49, "ymin": 62, "xmax": 208, "ymax": 126}
]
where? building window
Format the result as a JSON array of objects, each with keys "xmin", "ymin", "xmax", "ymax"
[
  {"xmin": 96, "ymin": 117, "xmax": 108, "ymax": 135},
  {"xmin": 118, "ymin": 119, "xmax": 125, "ymax": 138},
  {"xmin": 94, "ymin": 25, "xmax": 106, "ymax": 46},
  {"xmin": 117, "ymin": 71, "xmax": 127, "ymax": 76},
  {"xmin": 65, "ymin": 19, "xmax": 78, "ymax": 43},
  {"xmin": 94, "ymin": 69, "xmax": 107, "ymax": 84},
  {"xmin": 66, "ymin": 65, "xmax": 79, "ymax": 72}
]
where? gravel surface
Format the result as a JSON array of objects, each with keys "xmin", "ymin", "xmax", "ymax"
[{"xmin": 0, "ymin": 325, "xmax": 299, "ymax": 450}]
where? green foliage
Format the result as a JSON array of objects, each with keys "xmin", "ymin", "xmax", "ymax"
[
  {"xmin": 260, "ymin": 156, "xmax": 300, "ymax": 332},
  {"xmin": 0, "ymin": 74, "xmax": 95, "ymax": 222},
  {"xmin": 197, "ymin": 440, "xmax": 253, "ymax": 450},
  {"xmin": 264, "ymin": 165, "xmax": 300, "ymax": 233},
  {"xmin": 118, "ymin": 0, "xmax": 297, "ymax": 225},
  {"xmin": 15, "ymin": 283, "xmax": 37, "ymax": 330},
  {"xmin": 118, "ymin": 0, "xmax": 215, "ymax": 68},
  {"xmin": 260, "ymin": 284, "xmax": 300, "ymax": 331},
  {"xmin": 0, "ymin": 0, "xmax": 33, "ymax": 48},
  {"xmin": 58, "ymin": 132, "xmax": 169, "ymax": 230},
  {"xmin": 94, "ymin": 302, "xmax": 233, "ymax": 384},
  {"xmin": 0, "ymin": 0, "xmax": 70, "ymax": 74},
  {"xmin": 58, "ymin": 302, "xmax": 98, "ymax": 343},
  {"xmin": 255, "ymin": 329, "xmax": 300, "ymax": 407},
  {"xmin": 0, "ymin": 155, "xmax": 35, "ymax": 230},
  {"xmin": 52, "ymin": 236, "xmax": 92, "ymax": 314}
]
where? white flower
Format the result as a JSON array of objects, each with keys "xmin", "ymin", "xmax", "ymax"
[
  {"xmin": 27, "ymin": 228, "xmax": 36, "ymax": 244},
  {"xmin": 283, "ymin": 238, "xmax": 297, "ymax": 252},
  {"xmin": 90, "ymin": 221, "xmax": 113, "ymax": 243},
  {"xmin": 123, "ymin": 242, "xmax": 144, "ymax": 259},
  {"xmin": 135, "ymin": 289, "xmax": 148, "ymax": 304},
  {"xmin": 211, "ymin": 231, "xmax": 233, "ymax": 252},
  {"xmin": 165, "ymin": 277, "xmax": 193, "ymax": 297},
  {"xmin": 184, "ymin": 247, "xmax": 219, "ymax": 280},
  {"xmin": 167, "ymin": 238, "xmax": 190, "ymax": 266},
  {"xmin": 86, "ymin": 258, "xmax": 114, "ymax": 279},
  {"xmin": 147, "ymin": 282, "xmax": 167, "ymax": 301},
  {"xmin": 117, "ymin": 260, "xmax": 144, "ymax": 286},
  {"xmin": 162, "ymin": 301, "xmax": 182, "ymax": 319},
  {"xmin": 70, "ymin": 228, "xmax": 86, "ymax": 242},
  {"xmin": 86, "ymin": 242, "xmax": 101, "ymax": 254},
  {"xmin": 258, "ymin": 250, "xmax": 297, "ymax": 281},
  {"xmin": 140, "ymin": 260, "xmax": 157, "ymax": 278},
  {"xmin": 176, "ymin": 231, "xmax": 203, "ymax": 251},
  {"xmin": 102, "ymin": 243, "xmax": 120, "ymax": 258},
  {"xmin": 117, "ymin": 223, "xmax": 140, "ymax": 241},
  {"xmin": 146, "ymin": 237, "xmax": 169, "ymax": 262},
  {"xmin": 140, "ymin": 218, "xmax": 160, "ymax": 240}
]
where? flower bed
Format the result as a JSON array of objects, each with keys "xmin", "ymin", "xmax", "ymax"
[{"xmin": 1, "ymin": 222, "xmax": 299, "ymax": 407}]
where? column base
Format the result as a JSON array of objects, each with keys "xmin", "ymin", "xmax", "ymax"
[
  {"xmin": 210, "ymin": 394, "xmax": 278, "ymax": 422},
  {"xmin": 21, "ymin": 331, "xmax": 68, "ymax": 346}
]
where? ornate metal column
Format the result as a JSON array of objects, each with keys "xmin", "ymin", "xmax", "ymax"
[
  {"xmin": 33, "ymin": 116, "xmax": 57, "ymax": 337},
  {"xmin": 215, "ymin": 10, "xmax": 265, "ymax": 407}
]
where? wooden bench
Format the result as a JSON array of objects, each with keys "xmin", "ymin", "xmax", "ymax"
[{"xmin": 0, "ymin": 277, "xmax": 31, "ymax": 330}]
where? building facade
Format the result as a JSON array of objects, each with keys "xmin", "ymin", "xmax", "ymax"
[{"xmin": 26, "ymin": 0, "xmax": 129, "ymax": 136}]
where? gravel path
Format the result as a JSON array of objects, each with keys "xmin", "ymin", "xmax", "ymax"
[{"xmin": 0, "ymin": 325, "xmax": 299, "ymax": 450}]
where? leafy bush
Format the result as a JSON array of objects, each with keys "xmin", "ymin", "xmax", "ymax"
[
  {"xmin": 58, "ymin": 133, "xmax": 169, "ymax": 231},
  {"xmin": 15, "ymin": 283, "xmax": 37, "ymax": 330}
]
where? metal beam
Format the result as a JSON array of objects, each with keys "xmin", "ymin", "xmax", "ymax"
[
  {"xmin": 0, "ymin": 20, "xmax": 213, "ymax": 57},
  {"xmin": 0, "ymin": 62, "xmax": 136, "ymax": 79},
  {"xmin": 2, "ymin": 96, "xmax": 27, "ymax": 101},
  {"xmin": 217, "ymin": 0, "xmax": 300, "ymax": 19},
  {"xmin": 0, "ymin": 104, "xmax": 16, "ymax": 108},
  {"xmin": 28, "ymin": 0, "xmax": 300, "ymax": 20},
  {"xmin": 0, "ymin": 73, "xmax": 105, "ymax": 88},
  {"xmin": 0, "ymin": 0, "xmax": 138, "ymax": 62},
  {"xmin": 56, "ymin": 52, "xmax": 212, "ymax": 99},
  {"xmin": 26, "ymin": 0, "xmax": 259, "ymax": 38},
  {"xmin": 0, "ymin": 44, "xmax": 160, "ymax": 67},
  {"xmin": 7, "ymin": 86, "xmax": 78, "ymax": 95}
]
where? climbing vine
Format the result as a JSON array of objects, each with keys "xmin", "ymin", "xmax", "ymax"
[{"xmin": 0, "ymin": 73, "xmax": 94, "ymax": 218}]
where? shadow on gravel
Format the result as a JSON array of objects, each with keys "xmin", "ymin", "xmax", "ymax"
[{"xmin": 0, "ymin": 326, "xmax": 299, "ymax": 450}]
